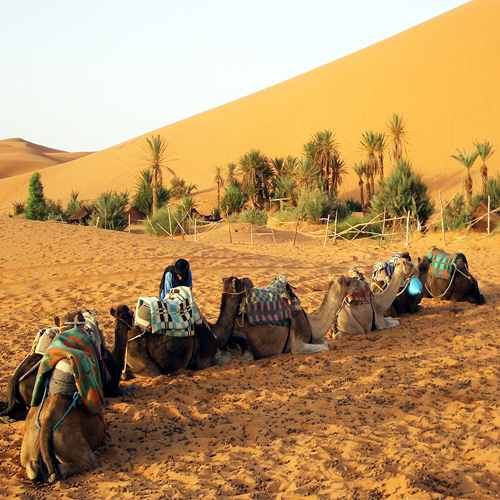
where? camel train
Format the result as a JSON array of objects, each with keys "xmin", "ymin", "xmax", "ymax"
[{"xmin": 0, "ymin": 248, "xmax": 484, "ymax": 482}]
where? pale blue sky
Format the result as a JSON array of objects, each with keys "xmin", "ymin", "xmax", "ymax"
[{"xmin": 0, "ymin": 0, "xmax": 470, "ymax": 152}]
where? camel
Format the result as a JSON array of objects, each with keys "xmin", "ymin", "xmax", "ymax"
[
  {"xmin": 232, "ymin": 275, "xmax": 360, "ymax": 359},
  {"xmin": 0, "ymin": 308, "xmax": 132, "ymax": 423},
  {"xmin": 419, "ymin": 250, "xmax": 485, "ymax": 304},
  {"xmin": 123, "ymin": 276, "xmax": 250, "ymax": 378},
  {"xmin": 333, "ymin": 258, "xmax": 419, "ymax": 339},
  {"xmin": 21, "ymin": 328, "xmax": 108, "ymax": 483},
  {"xmin": 371, "ymin": 252, "xmax": 423, "ymax": 316}
]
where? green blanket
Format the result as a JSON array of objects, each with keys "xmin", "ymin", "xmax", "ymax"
[
  {"xmin": 427, "ymin": 247, "xmax": 459, "ymax": 280},
  {"xmin": 31, "ymin": 328, "xmax": 108, "ymax": 415}
]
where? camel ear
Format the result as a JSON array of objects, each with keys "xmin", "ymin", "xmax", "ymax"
[
  {"xmin": 110, "ymin": 307, "xmax": 116, "ymax": 318},
  {"xmin": 54, "ymin": 316, "xmax": 60, "ymax": 327}
]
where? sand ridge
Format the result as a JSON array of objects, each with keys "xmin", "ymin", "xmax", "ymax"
[
  {"xmin": 0, "ymin": 1, "xmax": 499, "ymax": 215},
  {"xmin": 0, "ymin": 216, "xmax": 499, "ymax": 498}
]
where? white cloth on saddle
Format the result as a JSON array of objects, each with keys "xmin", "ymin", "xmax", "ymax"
[{"xmin": 136, "ymin": 286, "xmax": 201, "ymax": 337}]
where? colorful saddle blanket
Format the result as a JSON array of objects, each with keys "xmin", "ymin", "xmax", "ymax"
[
  {"xmin": 344, "ymin": 268, "xmax": 372, "ymax": 305},
  {"xmin": 136, "ymin": 286, "xmax": 200, "ymax": 337},
  {"xmin": 245, "ymin": 275, "xmax": 295, "ymax": 326},
  {"xmin": 427, "ymin": 247, "xmax": 459, "ymax": 280},
  {"xmin": 31, "ymin": 329, "xmax": 108, "ymax": 415},
  {"xmin": 372, "ymin": 252, "xmax": 403, "ymax": 285}
]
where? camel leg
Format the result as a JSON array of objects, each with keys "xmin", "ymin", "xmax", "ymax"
[
  {"xmin": 290, "ymin": 332, "xmax": 329, "ymax": 354},
  {"xmin": 126, "ymin": 353, "xmax": 162, "ymax": 378},
  {"xmin": 20, "ymin": 409, "xmax": 41, "ymax": 480},
  {"xmin": 378, "ymin": 316, "xmax": 400, "ymax": 330}
]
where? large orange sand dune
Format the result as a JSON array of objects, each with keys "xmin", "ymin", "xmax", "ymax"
[{"xmin": 0, "ymin": 0, "xmax": 499, "ymax": 215}]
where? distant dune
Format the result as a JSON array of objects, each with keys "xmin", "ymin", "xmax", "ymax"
[
  {"xmin": 0, "ymin": 0, "xmax": 498, "ymax": 214},
  {"xmin": 0, "ymin": 138, "xmax": 91, "ymax": 180}
]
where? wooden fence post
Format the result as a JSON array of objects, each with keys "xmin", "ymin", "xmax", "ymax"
[
  {"xmin": 439, "ymin": 190, "xmax": 446, "ymax": 247},
  {"xmin": 293, "ymin": 214, "xmax": 300, "ymax": 247},
  {"xmin": 227, "ymin": 216, "xmax": 232, "ymax": 243},
  {"xmin": 488, "ymin": 195, "xmax": 491, "ymax": 235},
  {"xmin": 323, "ymin": 214, "xmax": 330, "ymax": 247}
]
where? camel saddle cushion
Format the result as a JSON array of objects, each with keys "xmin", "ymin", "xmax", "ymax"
[
  {"xmin": 372, "ymin": 253, "xmax": 411, "ymax": 291},
  {"xmin": 31, "ymin": 329, "xmax": 108, "ymax": 415},
  {"xmin": 136, "ymin": 286, "xmax": 201, "ymax": 337},
  {"xmin": 344, "ymin": 268, "xmax": 372, "ymax": 305},
  {"xmin": 427, "ymin": 247, "xmax": 460, "ymax": 280},
  {"xmin": 245, "ymin": 275, "xmax": 296, "ymax": 326}
]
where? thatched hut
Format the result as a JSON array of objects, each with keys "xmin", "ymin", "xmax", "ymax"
[
  {"xmin": 67, "ymin": 206, "xmax": 92, "ymax": 224},
  {"xmin": 471, "ymin": 201, "xmax": 500, "ymax": 232}
]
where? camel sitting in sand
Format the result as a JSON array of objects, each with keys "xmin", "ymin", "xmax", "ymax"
[
  {"xmin": 0, "ymin": 308, "xmax": 132, "ymax": 424},
  {"xmin": 123, "ymin": 276, "xmax": 251, "ymax": 378},
  {"xmin": 371, "ymin": 251, "xmax": 423, "ymax": 316},
  {"xmin": 333, "ymin": 258, "xmax": 419, "ymax": 339},
  {"xmin": 232, "ymin": 275, "xmax": 360, "ymax": 359},
  {"xmin": 21, "ymin": 328, "xmax": 108, "ymax": 482},
  {"xmin": 419, "ymin": 248, "xmax": 485, "ymax": 304}
]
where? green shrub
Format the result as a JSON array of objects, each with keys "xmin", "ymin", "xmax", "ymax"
[
  {"xmin": 237, "ymin": 208, "xmax": 268, "ymax": 225},
  {"xmin": 443, "ymin": 194, "xmax": 471, "ymax": 230},
  {"xmin": 370, "ymin": 159, "xmax": 434, "ymax": 227},
  {"xmin": 90, "ymin": 191, "xmax": 129, "ymax": 230},
  {"xmin": 45, "ymin": 199, "xmax": 66, "ymax": 222},
  {"xmin": 147, "ymin": 205, "xmax": 189, "ymax": 236},
  {"xmin": 334, "ymin": 213, "xmax": 384, "ymax": 241},
  {"xmin": 12, "ymin": 201, "xmax": 25, "ymax": 217},
  {"xmin": 25, "ymin": 172, "xmax": 47, "ymax": 220},
  {"xmin": 297, "ymin": 189, "xmax": 350, "ymax": 223},
  {"xmin": 221, "ymin": 184, "xmax": 248, "ymax": 214}
]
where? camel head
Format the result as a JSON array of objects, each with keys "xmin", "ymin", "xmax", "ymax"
[
  {"xmin": 222, "ymin": 276, "xmax": 250, "ymax": 296},
  {"xmin": 110, "ymin": 304, "xmax": 135, "ymax": 328},
  {"xmin": 329, "ymin": 274, "xmax": 361, "ymax": 295},
  {"xmin": 54, "ymin": 311, "xmax": 85, "ymax": 333},
  {"xmin": 395, "ymin": 258, "xmax": 419, "ymax": 279}
]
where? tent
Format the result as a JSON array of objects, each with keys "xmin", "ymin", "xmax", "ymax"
[
  {"xmin": 124, "ymin": 206, "xmax": 147, "ymax": 223},
  {"xmin": 470, "ymin": 201, "xmax": 500, "ymax": 232},
  {"xmin": 67, "ymin": 206, "xmax": 92, "ymax": 224}
]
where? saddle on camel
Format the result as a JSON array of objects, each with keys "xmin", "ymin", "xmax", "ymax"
[
  {"xmin": 0, "ymin": 309, "xmax": 124, "ymax": 424},
  {"xmin": 333, "ymin": 258, "xmax": 419, "ymax": 339},
  {"xmin": 371, "ymin": 252, "xmax": 423, "ymax": 316},
  {"xmin": 21, "ymin": 327, "xmax": 108, "ymax": 482},
  {"xmin": 420, "ymin": 247, "xmax": 485, "ymax": 304}
]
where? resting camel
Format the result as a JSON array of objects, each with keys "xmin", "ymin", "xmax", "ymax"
[
  {"xmin": 0, "ymin": 308, "xmax": 131, "ymax": 424},
  {"xmin": 21, "ymin": 329, "xmax": 107, "ymax": 483},
  {"xmin": 123, "ymin": 276, "xmax": 250, "ymax": 378},
  {"xmin": 371, "ymin": 252, "xmax": 423, "ymax": 316},
  {"xmin": 333, "ymin": 258, "xmax": 419, "ymax": 339},
  {"xmin": 232, "ymin": 275, "xmax": 360, "ymax": 359},
  {"xmin": 419, "ymin": 251, "xmax": 485, "ymax": 304}
]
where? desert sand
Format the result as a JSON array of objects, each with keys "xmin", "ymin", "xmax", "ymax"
[
  {"xmin": 0, "ymin": 0, "xmax": 499, "ymax": 215},
  {"xmin": 0, "ymin": 215, "xmax": 499, "ymax": 499}
]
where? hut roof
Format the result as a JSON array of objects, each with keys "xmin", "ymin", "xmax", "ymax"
[
  {"xmin": 470, "ymin": 201, "xmax": 500, "ymax": 232},
  {"xmin": 67, "ymin": 205, "xmax": 92, "ymax": 221},
  {"xmin": 124, "ymin": 206, "xmax": 147, "ymax": 222}
]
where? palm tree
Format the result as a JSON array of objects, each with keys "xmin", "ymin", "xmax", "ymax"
[
  {"xmin": 386, "ymin": 112, "xmax": 408, "ymax": 162},
  {"xmin": 362, "ymin": 164, "xmax": 372, "ymax": 205},
  {"xmin": 374, "ymin": 132, "xmax": 387, "ymax": 180},
  {"xmin": 226, "ymin": 162, "xmax": 238, "ymax": 186},
  {"xmin": 304, "ymin": 130, "xmax": 340, "ymax": 195},
  {"xmin": 295, "ymin": 157, "xmax": 319, "ymax": 191},
  {"xmin": 360, "ymin": 131, "xmax": 378, "ymax": 200},
  {"xmin": 353, "ymin": 162, "xmax": 366, "ymax": 214},
  {"xmin": 451, "ymin": 148, "xmax": 479, "ymax": 207},
  {"xmin": 214, "ymin": 166, "xmax": 224, "ymax": 208},
  {"xmin": 331, "ymin": 155, "xmax": 348, "ymax": 196},
  {"xmin": 473, "ymin": 140, "xmax": 496, "ymax": 197},
  {"xmin": 239, "ymin": 149, "xmax": 273, "ymax": 209},
  {"xmin": 142, "ymin": 135, "xmax": 175, "ymax": 215}
]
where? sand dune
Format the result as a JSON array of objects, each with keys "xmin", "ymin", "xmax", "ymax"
[
  {"xmin": 0, "ymin": 138, "xmax": 90, "ymax": 180},
  {"xmin": 0, "ymin": 217, "xmax": 499, "ymax": 498},
  {"xmin": 0, "ymin": 0, "xmax": 499, "ymax": 215}
]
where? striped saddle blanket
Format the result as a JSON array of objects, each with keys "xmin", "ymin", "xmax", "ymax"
[
  {"xmin": 372, "ymin": 253, "xmax": 411, "ymax": 290},
  {"xmin": 428, "ymin": 247, "xmax": 459, "ymax": 280},
  {"xmin": 344, "ymin": 268, "xmax": 372, "ymax": 305},
  {"xmin": 245, "ymin": 275, "xmax": 295, "ymax": 326},
  {"xmin": 31, "ymin": 329, "xmax": 108, "ymax": 415},
  {"xmin": 135, "ymin": 286, "xmax": 201, "ymax": 337}
]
